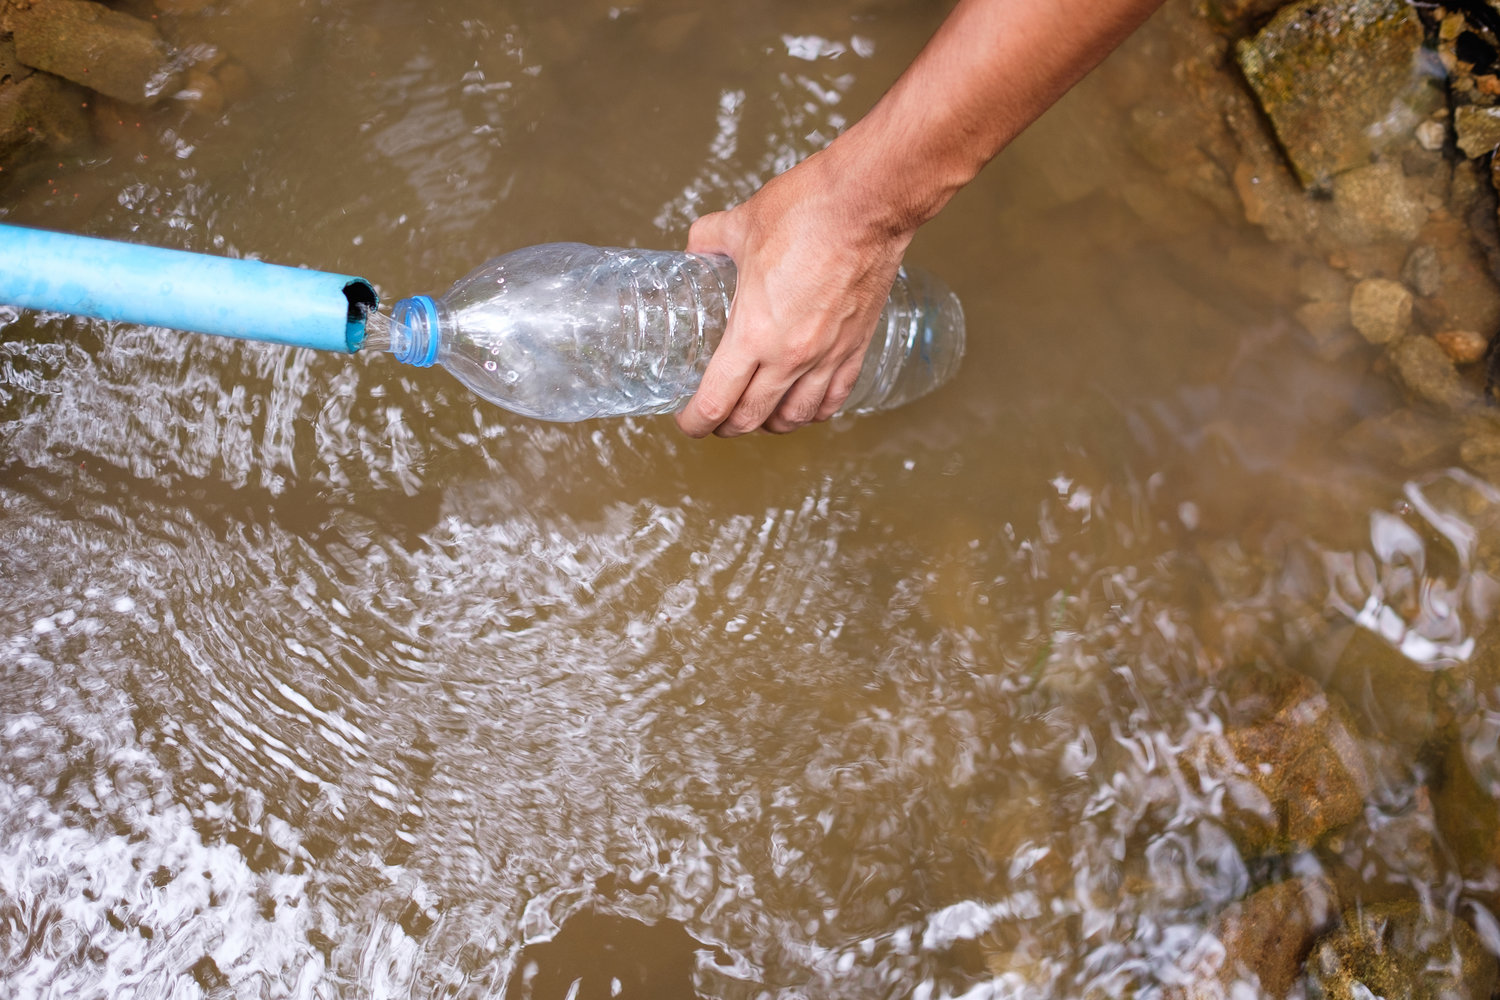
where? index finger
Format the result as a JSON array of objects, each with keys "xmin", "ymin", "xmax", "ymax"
[{"xmin": 676, "ymin": 342, "xmax": 759, "ymax": 438}]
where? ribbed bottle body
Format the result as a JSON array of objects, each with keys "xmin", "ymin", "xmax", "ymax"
[
  {"xmin": 387, "ymin": 242, "xmax": 964, "ymax": 422},
  {"xmin": 430, "ymin": 244, "xmax": 735, "ymax": 421}
]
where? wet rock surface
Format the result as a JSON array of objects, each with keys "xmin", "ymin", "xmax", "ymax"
[
  {"xmin": 0, "ymin": 35, "xmax": 85, "ymax": 168},
  {"xmin": 9, "ymin": 0, "xmax": 176, "ymax": 105},
  {"xmin": 1189, "ymin": 663, "xmax": 1371, "ymax": 857},
  {"xmin": 1170, "ymin": 877, "xmax": 1338, "ymax": 999},
  {"xmin": 1235, "ymin": 0, "xmax": 1439, "ymax": 187},
  {"xmin": 1305, "ymin": 901, "xmax": 1497, "ymax": 1000}
]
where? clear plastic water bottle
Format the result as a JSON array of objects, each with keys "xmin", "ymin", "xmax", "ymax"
[{"xmin": 371, "ymin": 242, "xmax": 964, "ymax": 422}]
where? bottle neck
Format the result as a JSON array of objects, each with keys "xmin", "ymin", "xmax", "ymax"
[{"xmin": 389, "ymin": 295, "xmax": 442, "ymax": 368}]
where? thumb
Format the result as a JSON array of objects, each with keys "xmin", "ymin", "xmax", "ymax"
[{"xmin": 686, "ymin": 210, "xmax": 737, "ymax": 257}]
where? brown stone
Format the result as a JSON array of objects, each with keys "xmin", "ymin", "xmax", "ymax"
[
  {"xmin": 1328, "ymin": 162, "xmax": 1428, "ymax": 247},
  {"xmin": 1350, "ymin": 278, "xmax": 1413, "ymax": 345},
  {"xmin": 1433, "ymin": 735, "xmax": 1500, "ymax": 883},
  {"xmin": 1435, "ymin": 330, "xmax": 1490, "ymax": 365},
  {"xmin": 1296, "ymin": 300, "xmax": 1352, "ymax": 355},
  {"xmin": 0, "ymin": 63, "xmax": 88, "ymax": 169},
  {"xmin": 1456, "ymin": 104, "xmax": 1500, "ymax": 158},
  {"xmin": 1170, "ymin": 878, "xmax": 1337, "ymax": 999},
  {"xmin": 1392, "ymin": 334, "xmax": 1477, "ymax": 410},
  {"xmin": 153, "ymin": 0, "xmax": 213, "ymax": 13},
  {"xmin": 10, "ymin": 0, "xmax": 176, "ymax": 105},
  {"xmin": 1188, "ymin": 664, "xmax": 1371, "ymax": 857},
  {"xmin": 1407, "ymin": 216, "xmax": 1500, "ymax": 337},
  {"xmin": 1337, "ymin": 408, "xmax": 1457, "ymax": 470},
  {"xmin": 1203, "ymin": 0, "xmax": 1288, "ymax": 30},
  {"xmin": 1236, "ymin": 0, "xmax": 1439, "ymax": 187}
]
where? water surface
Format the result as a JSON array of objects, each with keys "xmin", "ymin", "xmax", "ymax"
[{"xmin": 2, "ymin": 1, "xmax": 1497, "ymax": 997}]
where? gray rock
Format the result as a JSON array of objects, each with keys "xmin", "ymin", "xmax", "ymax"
[
  {"xmin": 1403, "ymin": 245, "xmax": 1443, "ymax": 298},
  {"xmin": 10, "ymin": 0, "xmax": 177, "ymax": 105},
  {"xmin": 1306, "ymin": 901, "xmax": 1497, "ymax": 1000},
  {"xmin": 1350, "ymin": 278, "xmax": 1413, "ymax": 344},
  {"xmin": 1236, "ymin": 0, "xmax": 1441, "ymax": 187}
]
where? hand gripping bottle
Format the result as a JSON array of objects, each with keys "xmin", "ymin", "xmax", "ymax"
[{"xmin": 376, "ymin": 242, "xmax": 963, "ymax": 422}]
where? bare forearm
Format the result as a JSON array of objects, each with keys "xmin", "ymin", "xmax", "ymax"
[{"xmin": 822, "ymin": 0, "xmax": 1165, "ymax": 237}]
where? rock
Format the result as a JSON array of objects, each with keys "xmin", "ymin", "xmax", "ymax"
[
  {"xmin": 0, "ymin": 62, "xmax": 88, "ymax": 170},
  {"xmin": 1432, "ymin": 735, "xmax": 1500, "ymax": 883},
  {"xmin": 1299, "ymin": 257, "xmax": 1352, "ymax": 302},
  {"xmin": 175, "ymin": 66, "xmax": 223, "ymax": 117},
  {"xmin": 1332, "ymin": 626, "xmax": 1458, "ymax": 749},
  {"xmin": 0, "ymin": 33, "xmax": 27, "ymax": 84},
  {"xmin": 1328, "ymin": 162, "xmax": 1428, "ymax": 247},
  {"xmin": 1337, "ymin": 407, "xmax": 1456, "ymax": 470},
  {"xmin": 153, "ymin": 0, "xmax": 213, "ymax": 13},
  {"xmin": 1236, "ymin": 0, "xmax": 1440, "ymax": 188},
  {"xmin": 1455, "ymin": 104, "xmax": 1500, "ymax": 158},
  {"xmin": 10, "ymin": 0, "xmax": 177, "ymax": 105},
  {"xmin": 1406, "ymin": 216, "xmax": 1500, "ymax": 338},
  {"xmin": 1188, "ymin": 664, "xmax": 1371, "ymax": 857},
  {"xmin": 1403, "ymin": 244, "xmax": 1443, "ymax": 298},
  {"xmin": 1169, "ymin": 877, "xmax": 1337, "ymax": 999},
  {"xmin": 1296, "ymin": 300, "xmax": 1353, "ymax": 356},
  {"xmin": 1203, "ymin": 0, "xmax": 1286, "ymax": 31},
  {"xmin": 1415, "ymin": 119, "xmax": 1447, "ymax": 152},
  {"xmin": 1350, "ymin": 278, "xmax": 1413, "ymax": 344},
  {"xmin": 1305, "ymin": 901, "xmax": 1497, "ymax": 1000},
  {"xmin": 1435, "ymin": 330, "xmax": 1490, "ymax": 365},
  {"xmin": 1392, "ymin": 334, "xmax": 1476, "ymax": 410}
]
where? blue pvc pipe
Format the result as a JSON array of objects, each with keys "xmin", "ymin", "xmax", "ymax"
[{"xmin": 0, "ymin": 223, "xmax": 377, "ymax": 353}]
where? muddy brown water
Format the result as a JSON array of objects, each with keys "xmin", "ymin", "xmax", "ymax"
[{"xmin": 1, "ymin": 1, "xmax": 1498, "ymax": 997}]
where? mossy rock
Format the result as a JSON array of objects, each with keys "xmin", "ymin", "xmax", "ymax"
[
  {"xmin": 1306, "ymin": 901, "xmax": 1498, "ymax": 1000},
  {"xmin": 1236, "ymin": 0, "xmax": 1440, "ymax": 187}
]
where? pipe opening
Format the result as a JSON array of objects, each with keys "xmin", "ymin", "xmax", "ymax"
[{"xmin": 342, "ymin": 279, "xmax": 379, "ymax": 352}]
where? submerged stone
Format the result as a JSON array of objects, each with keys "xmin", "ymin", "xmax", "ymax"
[
  {"xmin": 10, "ymin": 0, "xmax": 176, "ymax": 105},
  {"xmin": 1305, "ymin": 901, "xmax": 1497, "ymax": 1000},
  {"xmin": 1435, "ymin": 329, "xmax": 1490, "ymax": 364},
  {"xmin": 0, "ymin": 57, "xmax": 88, "ymax": 169},
  {"xmin": 1169, "ymin": 877, "xmax": 1337, "ymax": 1000},
  {"xmin": 1392, "ymin": 333, "xmax": 1476, "ymax": 410},
  {"xmin": 1327, "ymin": 161, "xmax": 1428, "ymax": 247},
  {"xmin": 1433, "ymin": 735, "xmax": 1500, "ymax": 883},
  {"xmin": 1455, "ymin": 104, "xmax": 1500, "ymax": 158},
  {"xmin": 1188, "ymin": 664, "xmax": 1371, "ymax": 857},
  {"xmin": 1406, "ymin": 217, "xmax": 1500, "ymax": 338},
  {"xmin": 1350, "ymin": 278, "xmax": 1413, "ymax": 344},
  {"xmin": 1235, "ymin": 0, "xmax": 1438, "ymax": 187},
  {"xmin": 1203, "ymin": 0, "xmax": 1289, "ymax": 32}
]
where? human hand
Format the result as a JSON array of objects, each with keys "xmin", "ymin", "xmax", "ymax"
[{"xmin": 674, "ymin": 152, "xmax": 914, "ymax": 437}]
